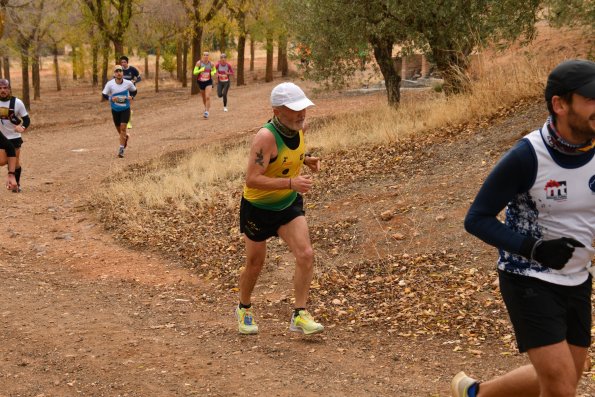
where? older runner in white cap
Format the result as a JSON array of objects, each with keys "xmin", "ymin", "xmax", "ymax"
[{"xmin": 235, "ymin": 82, "xmax": 323, "ymax": 336}]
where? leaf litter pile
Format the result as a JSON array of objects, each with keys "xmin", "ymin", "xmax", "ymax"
[{"xmin": 94, "ymin": 103, "xmax": 552, "ymax": 350}]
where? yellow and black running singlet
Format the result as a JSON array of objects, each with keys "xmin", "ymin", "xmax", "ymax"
[{"xmin": 243, "ymin": 123, "xmax": 305, "ymax": 211}]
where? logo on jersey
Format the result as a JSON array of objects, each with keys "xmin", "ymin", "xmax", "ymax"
[
  {"xmin": 544, "ymin": 179, "xmax": 567, "ymax": 201},
  {"xmin": 589, "ymin": 175, "xmax": 595, "ymax": 194}
]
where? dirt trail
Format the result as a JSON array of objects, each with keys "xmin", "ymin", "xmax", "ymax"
[
  {"xmin": 0, "ymin": 79, "xmax": 435, "ymax": 397},
  {"xmin": 1, "ymin": 70, "xmax": 594, "ymax": 396}
]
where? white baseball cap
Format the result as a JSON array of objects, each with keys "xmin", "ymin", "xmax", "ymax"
[{"xmin": 270, "ymin": 82, "xmax": 315, "ymax": 111}]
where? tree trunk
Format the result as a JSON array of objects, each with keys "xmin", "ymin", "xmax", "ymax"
[
  {"xmin": 371, "ymin": 37, "xmax": 400, "ymax": 107},
  {"xmin": 219, "ymin": 25, "xmax": 227, "ymax": 54},
  {"xmin": 32, "ymin": 54, "xmax": 40, "ymax": 100},
  {"xmin": 265, "ymin": 29, "xmax": 273, "ymax": 82},
  {"xmin": 53, "ymin": 43, "xmax": 62, "ymax": 91},
  {"xmin": 72, "ymin": 45, "xmax": 78, "ymax": 80},
  {"xmin": 176, "ymin": 38, "xmax": 183, "ymax": 82},
  {"xmin": 20, "ymin": 52, "xmax": 30, "ymax": 109},
  {"xmin": 250, "ymin": 37, "xmax": 255, "ymax": 72},
  {"xmin": 277, "ymin": 35, "xmax": 283, "ymax": 71},
  {"xmin": 113, "ymin": 40, "xmax": 124, "ymax": 62},
  {"xmin": 2, "ymin": 56, "xmax": 10, "ymax": 81},
  {"xmin": 190, "ymin": 27, "xmax": 203, "ymax": 95},
  {"xmin": 91, "ymin": 42, "xmax": 98, "ymax": 87},
  {"xmin": 101, "ymin": 40, "xmax": 109, "ymax": 87},
  {"xmin": 237, "ymin": 33, "xmax": 245, "ymax": 86},
  {"xmin": 0, "ymin": 58, "xmax": 3, "ymax": 79},
  {"xmin": 279, "ymin": 34, "xmax": 288, "ymax": 77},
  {"xmin": 155, "ymin": 45, "xmax": 160, "ymax": 93},
  {"xmin": 431, "ymin": 48, "xmax": 471, "ymax": 95},
  {"xmin": 144, "ymin": 54, "xmax": 149, "ymax": 79},
  {"xmin": 182, "ymin": 41, "xmax": 188, "ymax": 87}
]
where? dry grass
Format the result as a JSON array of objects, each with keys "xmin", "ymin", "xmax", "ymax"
[
  {"xmin": 98, "ymin": 143, "xmax": 248, "ymax": 210},
  {"xmin": 95, "ymin": 51, "xmax": 566, "ymax": 211},
  {"xmin": 310, "ymin": 54, "xmax": 551, "ymax": 150}
]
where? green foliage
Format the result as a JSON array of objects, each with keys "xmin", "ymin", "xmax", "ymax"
[
  {"xmin": 545, "ymin": 0, "xmax": 595, "ymax": 30},
  {"xmin": 282, "ymin": 0, "xmax": 541, "ymax": 98},
  {"xmin": 161, "ymin": 51, "xmax": 176, "ymax": 77},
  {"xmin": 283, "ymin": 0, "xmax": 405, "ymax": 89},
  {"xmin": 399, "ymin": 0, "xmax": 540, "ymax": 94}
]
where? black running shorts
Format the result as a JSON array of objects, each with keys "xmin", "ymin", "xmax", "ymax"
[
  {"xmin": 198, "ymin": 79, "xmax": 213, "ymax": 91},
  {"xmin": 499, "ymin": 269, "xmax": 592, "ymax": 353},
  {"xmin": 240, "ymin": 194, "xmax": 305, "ymax": 242},
  {"xmin": 112, "ymin": 108, "xmax": 131, "ymax": 127},
  {"xmin": 9, "ymin": 137, "xmax": 23, "ymax": 149}
]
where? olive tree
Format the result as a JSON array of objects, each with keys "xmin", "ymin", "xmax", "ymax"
[
  {"xmin": 411, "ymin": 0, "xmax": 540, "ymax": 94},
  {"xmin": 545, "ymin": 0, "xmax": 594, "ymax": 31},
  {"xmin": 283, "ymin": 0, "xmax": 540, "ymax": 105},
  {"xmin": 283, "ymin": 0, "xmax": 410, "ymax": 106}
]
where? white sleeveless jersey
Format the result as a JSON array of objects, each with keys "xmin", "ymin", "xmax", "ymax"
[
  {"xmin": 0, "ymin": 97, "xmax": 28, "ymax": 139},
  {"xmin": 515, "ymin": 127, "xmax": 595, "ymax": 285}
]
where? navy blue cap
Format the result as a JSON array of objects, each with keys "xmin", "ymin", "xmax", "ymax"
[{"xmin": 545, "ymin": 59, "xmax": 595, "ymax": 101}]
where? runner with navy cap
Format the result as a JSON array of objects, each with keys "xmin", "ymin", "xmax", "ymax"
[
  {"xmin": 235, "ymin": 82, "xmax": 324, "ymax": 336},
  {"xmin": 452, "ymin": 59, "xmax": 595, "ymax": 397}
]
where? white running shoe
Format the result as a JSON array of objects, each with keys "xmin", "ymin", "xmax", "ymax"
[
  {"xmin": 203, "ymin": 111, "xmax": 209, "ymax": 119},
  {"xmin": 224, "ymin": 107, "xmax": 228, "ymax": 112},
  {"xmin": 451, "ymin": 372, "xmax": 478, "ymax": 397}
]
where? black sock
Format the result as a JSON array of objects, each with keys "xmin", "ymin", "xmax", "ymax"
[
  {"xmin": 294, "ymin": 308, "xmax": 305, "ymax": 317},
  {"xmin": 239, "ymin": 302, "xmax": 251, "ymax": 309},
  {"xmin": 14, "ymin": 166, "xmax": 21, "ymax": 185}
]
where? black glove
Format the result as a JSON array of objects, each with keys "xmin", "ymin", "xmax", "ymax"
[{"xmin": 532, "ymin": 237, "xmax": 585, "ymax": 270}]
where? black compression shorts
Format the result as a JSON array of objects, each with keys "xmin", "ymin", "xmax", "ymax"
[{"xmin": 112, "ymin": 108, "xmax": 131, "ymax": 127}]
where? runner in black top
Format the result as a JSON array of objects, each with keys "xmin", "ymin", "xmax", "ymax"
[
  {"xmin": 120, "ymin": 56, "xmax": 141, "ymax": 129},
  {"xmin": 120, "ymin": 56, "xmax": 142, "ymax": 84}
]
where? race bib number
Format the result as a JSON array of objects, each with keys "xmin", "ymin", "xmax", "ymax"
[
  {"xmin": 116, "ymin": 96, "xmax": 127, "ymax": 103},
  {"xmin": 219, "ymin": 74, "xmax": 229, "ymax": 82},
  {"xmin": 199, "ymin": 71, "xmax": 211, "ymax": 81}
]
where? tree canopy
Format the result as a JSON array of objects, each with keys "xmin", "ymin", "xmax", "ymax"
[
  {"xmin": 545, "ymin": 0, "xmax": 595, "ymax": 31},
  {"xmin": 283, "ymin": 0, "xmax": 541, "ymax": 105}
]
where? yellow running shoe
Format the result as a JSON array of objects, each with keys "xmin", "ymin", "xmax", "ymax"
[
  {"xmin": 289, "ymin": 310, "xmax": 324, "ymax": 335},
  {"xmin": 236, "ymin": 306, "xmax": 258, "ymax": 335}
]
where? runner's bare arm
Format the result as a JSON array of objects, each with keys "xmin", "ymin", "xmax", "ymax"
[{"xmin": 245, "ymin": 128, "xmax": 287, "ymax": 191}]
